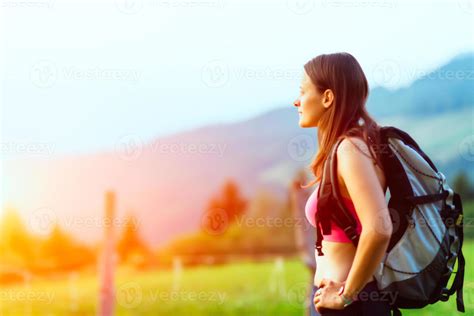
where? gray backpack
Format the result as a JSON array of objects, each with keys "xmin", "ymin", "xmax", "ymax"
[{"xmin": 315, "ymin": 126, "xmax": 465, "ymax": 315}]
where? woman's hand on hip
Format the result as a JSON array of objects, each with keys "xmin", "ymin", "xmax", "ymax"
[{"xmin": 313, "ymin": 278, "xmax": 346, "ymax": 313}]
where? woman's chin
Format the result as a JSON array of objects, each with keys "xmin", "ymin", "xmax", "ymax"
[
  {"xmin": 299, "ymin": 119, "xmax": 316, "ymax": 128},
  {"xmin": 299, "ymin": 118, "xmax": 309, "ymax": 128}
]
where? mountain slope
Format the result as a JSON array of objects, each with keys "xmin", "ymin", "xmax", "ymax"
[{"xmin": 3, "ymin": 53, "xmax": 473, "ymax": 248}]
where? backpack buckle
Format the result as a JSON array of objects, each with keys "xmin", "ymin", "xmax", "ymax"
[
  {"xmin": 315, "ymin": 244, "xmax": 324, "ymax": 256},
  {"xmin": 440, "ymin": 287, "xmax": 450, "ymax": 301},
  {"xmin": 456, "ymin": 214, "xmax": 463, "ymax": 226},
  {"xmin": 440, "ymin": 294, "xmax": 449, "ymax": 302}
]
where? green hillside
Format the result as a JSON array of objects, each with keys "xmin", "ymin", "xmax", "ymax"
[
  {"xmin": 1, "ymin": 241, "xmax": 472, "ymax": 315},
  {"xmin": 367, "ymin": 52, "xmax": 474, "ymax": 118}
]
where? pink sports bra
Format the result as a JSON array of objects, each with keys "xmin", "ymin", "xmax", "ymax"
[{"xmin": 305, "ymin": 182, "xmax": 362, "ymax": 243}]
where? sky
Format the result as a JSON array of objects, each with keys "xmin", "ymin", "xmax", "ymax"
[{"xmin": 1, "ymin": 0, "xmax": 474, "ymax": 158}]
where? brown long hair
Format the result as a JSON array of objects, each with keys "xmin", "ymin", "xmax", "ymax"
[{"xmin": 301, "ymin": 52, "xmax": 383, "ymax": 189}]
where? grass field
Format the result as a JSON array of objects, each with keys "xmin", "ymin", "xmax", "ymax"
[{"xmin": 0, "ymin": 242, "xmax": 472, "ymax": 316}]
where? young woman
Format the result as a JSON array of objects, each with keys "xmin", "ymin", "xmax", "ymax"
[{"xmin": 293, "ymin": 52, "xmax": 394, "ymax": 315}]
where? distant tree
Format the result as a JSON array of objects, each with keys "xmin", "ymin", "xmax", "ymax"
[
  {"xmin": 0, "ymin": 207, "xmax": 36, "ymax": 267},
  {"xmin": 41, "ymin": 223, "xmax": 95, "ymax": 271},
  {"xmin": 43, "ymin": 223, "xmax": 74, "ymax": 255},
  {"xmin": 453, "ymin": 171, "xmax": 474, "ymax": 200},
  {"xmin": 116, "ymin": 214, "xmax": 149, "ymax": 264},
  {"xmin": 203, "ymin": 179, "xmax": 248, "ymax": 231}
]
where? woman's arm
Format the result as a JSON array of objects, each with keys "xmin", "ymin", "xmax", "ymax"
[{"xmin": 336, "ymin": 136, "xmax": 393, "ymax": 299}]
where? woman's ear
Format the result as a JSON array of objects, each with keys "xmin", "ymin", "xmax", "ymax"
[{"xmin": 322, "ymin": 89, "xmax": 334, "ymax": 109}]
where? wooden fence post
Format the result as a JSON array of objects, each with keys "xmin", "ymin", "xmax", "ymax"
[{"xmin": 98, "ymin": 190, "xmax": 116, "ymax": 316}]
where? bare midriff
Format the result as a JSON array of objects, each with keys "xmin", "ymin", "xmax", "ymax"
[{"xmin": 313, "ymin": 240, "xmax": 375, "ymax": 286}]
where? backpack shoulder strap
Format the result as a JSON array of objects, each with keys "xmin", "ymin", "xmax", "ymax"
[
  {"xmin": 315, "ymin": 137, "xmax": 360, "ymax": 253},
  {"xmin": 329, "ymin": 137, "xmax": 360, "ymax": 247},
  {"xmin": 314, "ymin": 140, "xmax": 335, "ymax": 256},
  {"xmin": 443, "ymin": 192, "xmax": 465, "ymax": 312}
]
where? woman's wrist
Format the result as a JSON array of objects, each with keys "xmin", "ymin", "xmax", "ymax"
[
  {"xmin": 340, "ymin": 293, "xmax": 354, "ymax": 307},
  {"xmin": 338, "ymin": 284, "xmax": 359, "ymax": 306}
]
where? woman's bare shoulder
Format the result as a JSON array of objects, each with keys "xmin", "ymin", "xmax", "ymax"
[{"xmin": 336, "ymin": 136, "xmax": 387, "ymax": 198}]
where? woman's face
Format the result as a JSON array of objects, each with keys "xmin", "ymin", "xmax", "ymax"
[{"xmin": 293, "ymin": 70, "xmax": 333, "ymax": 128}]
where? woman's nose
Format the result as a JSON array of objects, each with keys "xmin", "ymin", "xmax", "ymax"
[{"xmin": 293, "ymin": 99, "xmax": 300, "ymax": 107}]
